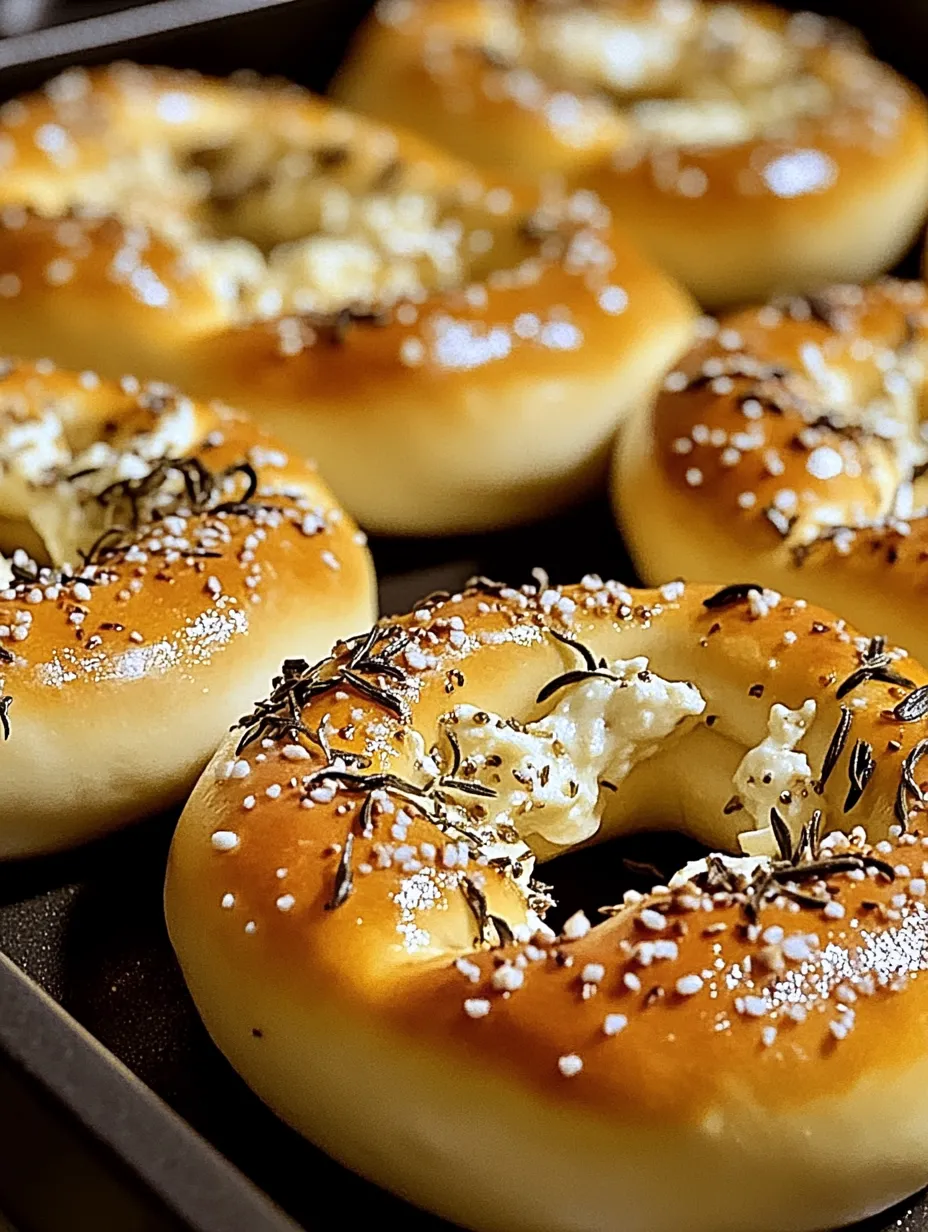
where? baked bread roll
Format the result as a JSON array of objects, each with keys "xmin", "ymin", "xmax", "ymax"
[
  {"xmin": 615, "ymin": 279, "xmax": 928, "ymax": 665},
  {"xmin": 167, "ymin": 576, "xmax": 928, "ymax": 1231},
  {"xmin": 0, "ymin": 63, "xmax": 695, "ymax": 533},
  {"xmin": 0, "ymin": 358, "xmax": 374, "ymax": 857},
  {"xmin": 336, "ymin": 0, "xmax": 928, "ymax": 305}
]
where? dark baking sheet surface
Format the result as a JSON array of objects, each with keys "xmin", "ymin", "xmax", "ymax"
[
  {"xmin": 1, "ymin": 0, "xmax": 928, "ymax": 1227},
  {"xmin": 0, "ymin": 504, "xmax": 925, "ymax": 1232}
]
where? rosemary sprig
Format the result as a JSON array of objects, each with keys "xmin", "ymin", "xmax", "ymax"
[
  {"xmin": 702, "ymin": 582, "xmax": 764, "ymax": 610},
  {"xmin": 816, "ymin": 705, "xmax": 852, "ymax": 793}
]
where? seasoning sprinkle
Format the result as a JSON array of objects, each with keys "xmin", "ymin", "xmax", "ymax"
[
  {"xmin": 817, "ymin": 705, "xmax": 852, "ymax": 792},
  {"xmin": 893, "ymin": 685, "xmax": 928, "ymax": 723},
  {"xmin": 844, "ymin": 739, "xmax": 875, "ymax": 812},
  {"xmin": 702, "ymin": 583, "xmax": 765, "ymax": 610}
]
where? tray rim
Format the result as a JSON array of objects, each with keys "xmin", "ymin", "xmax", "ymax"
[{"xmin": 0, "ymin": 951, "xmax": 303, "ymax": 1232}]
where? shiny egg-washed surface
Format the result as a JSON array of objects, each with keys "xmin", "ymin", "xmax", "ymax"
[
  {"xmin": 0, "ymin": 520, "xmax": 926, "ymax": 1230},
  {"xmin": 0, "ymin": 358, "xmax": 375, "ymax": 855},
  {"xmin": 615, "ymin": 279, "xmax": 928, "ymax": 666},
  {"xmin": 163, "ymin": 569, "xmax": 928, "ymax": 1231},
  {"xmin": 336, "ymin": 0, "xmax": 928, "ymax": 304},
  {"xmin": 0, "ymin": 62, "xmax": 694, "ymax": 533}
]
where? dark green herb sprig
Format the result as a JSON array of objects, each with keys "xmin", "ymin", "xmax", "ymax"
[
  {"xmin": 233, "ymin": 624, "xmax": 411, "ymax": 755},
  {"xmin": 893, "ymin": 685, "xmax": 928, "ymax": 723},
  {"xmin": 844, "ymin": 739, "xmax": 875, "ymax": 812},
  {"xmin": 687, "ymin": 808, "xmax": 894, "ymax": 922},
  {"xmin": 0, "ymin": 694, "xmax": 10, "ymax": 740},
  {"xmin": 461, "ymin": 874, "xmax": 515, "ymax": 948},
  {"xmin": 536, "ymin": 627, "xmax": 618, "ymax": 704},
  {"xmin": 836, "ymin": 635, "xmax": 914, "ymax": 700},
  {"xmin": 325, "ymin": 826, "xmax": 355, "ymax": 911},
  {"xmin": 816, "ymin": 704, "xmax": 852, "ymax": 793},
  {"xmin": 702, "ymin": 582, "xmax": 764, "ymax": 610},
  {"xmin": 896, "ymin": 738, "xmax": 928, "ymax": 826},
  {"xmin": 94, "ymin": 456, "xmax": 263, "ymax": 526}
]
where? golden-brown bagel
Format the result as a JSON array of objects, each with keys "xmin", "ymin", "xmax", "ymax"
[
  {"xmin": 167, "ymin": 576, "xmax": 928, "ymax": 1232},
  {"xmin": 614, "ymin": 279, "xmax": 928, "ymax": 665},
  {"xmin": 0, "ymin": 358, "xmax": 374, "ymax": 857},
  {"xmin": 0, "ymin": 63, "xmax": 694, "ymax": 534},
  {"xmin": 336, "ymin": 0, "xmax": 928, "ymax": 305}
]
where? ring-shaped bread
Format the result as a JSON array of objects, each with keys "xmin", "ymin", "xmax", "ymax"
[
  {"xmin": 615, "ymin": 278, "xmax": 928, "ymax": 665},
  {"xmin": 0, "ymin": 63, "xmax": 694, "ymax": 534},
  {"xmin": 0, "ymin": 358, "xmax": 374, "ymax": 857},
  {"xmin": 167, "ymin": 575, "xmax": 928, "ymax": 1232},
  {"xmin": 336, "ymin": 0, "xmax": 928, "ymax": 306}
]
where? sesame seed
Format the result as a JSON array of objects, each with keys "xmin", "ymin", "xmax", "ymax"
[
  {"xmin": 581, "ymin": 963, "xmax": 605, "ymax": 984},
  {"xmin": 603, "ymin": 1013, "xmax": 627, "ymax": 1036},
  {"xmin": 562, "ymin": 910, "xmax": 591, "ymax": 940},
  {"xmin": 685, "ymin": 467, "xmax": 703, "ymax": 487},
  {"xmin": 740, "ymin": 995, "xmax": 767, "ymax": 1017},
  {"xmin": 910, "ymin": 878, "xmax": 926, "ymax": 897},
  {"xmin": 781, "ymin": 934, "xmax": 815, "ymax": 961},
  {"xmin": 464, "ymin": 998, "xmax": 491, "ymax": 1019},
  {"xmin": 659, "ymin": 581, "xmax": 684, "ymax": 602},
  {"xmin": 220, "ymin": 893, "xmax": 235, "ymax": 909},
  {"xmin": 491, "ymin": 965, "xmax": 524, "ymax": 992},
  {"xmin": 557, "ymin": 1054, "xmax": 583, "ymax": 1077},
  {"xmin": 455, "ymin": 958, "xmax": 481, "ymax": 983},
  {"xmin": 282, "ymin": 744, "xmax": 310, "ymax": 761},
  {"xmin": 244, "ymin": 921, "xmax": 257, "ymax": 934},
  {"xmin": 400, "ymin": 337, "xmax": 425, "ymax": 366},
  {"xmin": 663, "ymin": 370, "xmax": 688, "ymax": 392},
  {"xmin": 761, "ymin": 1026, "xmax": 778, "ymax": 1048},
  {"xmin": 638, "ymin": 908, "xmax": 667, "ymax": 932},
  {"xmin": 242, "ymin": 795, "xmax": 256, "ymax": 810},
  {"xmin": 675, "ymin": 974, "xmax": 703, "ymax": 997},
  {"xmin": 276, "ymin": 894, "xmax": 296, "ymax": 912},
  {"xmin": 823, "ymin": 901, "xmax": 845, "ymax": 920},
  {"xmin": 210, "ymin": 830, "xmax": 239, "ymax": 852}
]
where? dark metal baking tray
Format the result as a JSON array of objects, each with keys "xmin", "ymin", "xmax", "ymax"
[{"xmin": 1, "ymin": 1, "xmax": 928, "ymax": 1229}]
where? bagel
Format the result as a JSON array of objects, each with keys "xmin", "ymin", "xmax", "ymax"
[
  {"xmin": 0, "ymin": 63, "xmax": 694, "ymax": 534},
  {"xmin": 614, "ymin": 278, "xmax": 928, "ymax": 669},
  {"xmin": 167, "ymin": 575, "xmax": 928, "ymax": 1232},
  {"xmin": 336, "ymin": 0, "xmax": 928, "ymax": 305},
  {"xmin": 0, "ymin": 358, "xmax": 374, "ymax": 857}
]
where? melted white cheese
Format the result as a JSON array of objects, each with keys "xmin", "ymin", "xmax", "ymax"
[
  {"xmin": 733, "ymin": 699, "xmax": 816, "ymax": 857},
  {"xmin": 0, "ymin": 392, "xmax": 201, "ymax": 568},
  {"xmin": 669, "ymin": 852, "xmax": 767, "ymax": 891},
  {"xmin": 442, "ymin": 657, "xmax": 705, "ymax": 849}
]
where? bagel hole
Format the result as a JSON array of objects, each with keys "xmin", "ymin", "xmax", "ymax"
[
  {"xmin": 540, "ymin": 830, "xmax": 708, "ymax": 933},
  {"xmin": 468, "ymin": 5, "xmax": 845, "ymax": 150},
  {"xmin": 177, "ymin": 138, "xmax": 545, "ymax": 312}
]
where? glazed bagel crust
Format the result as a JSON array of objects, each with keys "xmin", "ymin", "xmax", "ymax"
[
  {"xmin": 336, "ymin": 0, "xmax": 928, "ymax": 305},
  {"xmin": 0, "ymin": 360, "xmax": 374, "ymax": 856},
  {"xmin": 0, "ymin": 64, "xmax": 695, "ymax": 533},
  {"xmin": 168, "ymin": 577, "xmax": 928, "ymax": 1232},
  {"xmin": 615, "ymin": 279, "xmax": 928, "ymax": 664}
]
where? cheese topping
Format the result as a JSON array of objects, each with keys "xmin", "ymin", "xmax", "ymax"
[
  {"xmin": 442, "ymin": 657, "xmax": 706, "ymax": 849},
  {"xmin": 734, "ymin": 699, "xmax": 817, "ymax": 856}
]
